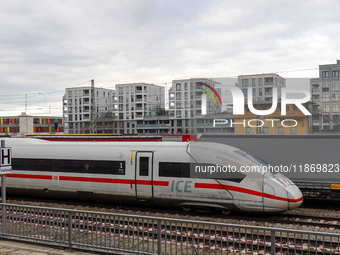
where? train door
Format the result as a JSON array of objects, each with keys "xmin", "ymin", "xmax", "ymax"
[{"xmin": 135, "ymin": 152, "xmax": 153, "ymax": 199}]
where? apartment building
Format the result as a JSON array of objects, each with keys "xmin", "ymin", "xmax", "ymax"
[
  {"xmin": 310, "ymin": 60, "xmax": 340, "ymax": 133},
  {"xmin": 237, "ymin": 73, "xmax": 286, "ymax": 103},
  {"xmin": 115, "ymin": 83, "xmax": 165, "ymax": 134},
  {"xmin": 0, "ymin": 113, "xmax": 64, "ymax": 137},
  {"xmin": 168, "ymin": 78, "xmax": 226, "ymax": 134},
  {"xmin": 63, "ymin": 86, "xmax": 116, "ymax": 134}
]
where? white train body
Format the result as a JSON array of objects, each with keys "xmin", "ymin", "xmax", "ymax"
[{"xmin": 3, "ymin": 138, "xmax": 303, "ymax": 212}]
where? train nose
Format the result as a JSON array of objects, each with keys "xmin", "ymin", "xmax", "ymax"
[{"xmin": 286, "ymin": 184, "xmax": 303, "ymax": 210}]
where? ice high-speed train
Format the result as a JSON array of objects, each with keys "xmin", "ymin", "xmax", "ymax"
[{"xmin": 3, "ymin": 138, "xmax": 303, "ymax": 212}]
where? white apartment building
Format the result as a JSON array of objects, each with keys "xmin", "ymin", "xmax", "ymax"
[
  {"xmin": 310, "ymin": 60, "xmax": 340, "ymax": 133},
  {"xmin": 115, "ymin": 83, "xmax": 165, "ymax": 134},
  {"xmin": 63, "ymin": 86, "xmax": 116, "ymax": 134},
  {"xmin": 168, "ymin": 78, "xmax": 223, "ymax": 134},
  {"xmin": 237, "ymin": 73, "xmax": 286, "ymax": 103}
]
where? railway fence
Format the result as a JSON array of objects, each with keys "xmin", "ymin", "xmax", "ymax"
[{"xmin": 0, "ymin": 203, "xmax": 339, "ymax": 255}]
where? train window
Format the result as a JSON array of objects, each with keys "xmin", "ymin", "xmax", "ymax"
[
  {"xmin": 12, "ymin": 158, "xmax": 126, "ymax": 175},
  {"xmin": 59, "ymin": 160, "xmax": 83, "ymax": 173},
  {"xmin": 159, "ymin": 162, "xmax": 190, "ymax": 178},
  {"xmin": 234, "ymin": 150, "xmax": 268, "ymax": 166},
  {"xmin": 139, "ymin": 157, "xmax": 149, "ymax": 176},
  {"xmin": 31, "ymin": 159, "xmax": 52, "ymax": 171},
  {"xmin": 92, "ymin": 161, "xmax": 125, "ymax": 175},
  {"xmin": 12, "ymin": 158, "xmax": 32, "ymax": 170}
]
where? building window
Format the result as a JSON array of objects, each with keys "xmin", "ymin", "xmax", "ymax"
[
  {"xmin": 265, "ymin": 88, "xmax": 272, "ymax": 95},
  {"xmin": 278, "ymin": 127, "xmax": 283, "ymax": 134},
  {"xmin": 332, "ymin": 70, "xmax": 339, "ymax": 78},
  {"xmin": 176, "ymin": 83, "xmax": 181, "ymax": 91},
  {"xmin": 242, "ymin": 89, "xmax": 247, "ymax": 97},
  {"xmin": 332, "ymin": 93, "xmax": 339, "ymax": 102},
  {"xmin": 262, "ymin": 127, "xmax": 268, "ymax": 134},
  {"xmin": 332, "ymin": 104, "xmax": 340, "ymax": 112},
  {"xmin": 293, "ymin": 105, "xmax": 298, "ymax": 111},
  {"xmin": 264, "ymin": 77, "xmax": 273, "ymax": 85},
  {"xmin": 259, "ymin": 88, "xmax": 262, "ymax": 96},
  {"xmin": 252, "ymin": 78, "xmax": 256, "ymax": 86},
  {"xmin": 322, "ymin": 104, "xmax": 330, "ymax": 112},
  {"xmin": 322, "ymin": 71, "xmax": 329, "ymax": 79},
  {"xmin": 322, "ymin": 94, "xmax": 330, "ymax": 102},
  {"xmin": 184, "ymin": 83, "xmax": 188, "ymax": 90},
  {"xmin": 242, "ymin": 79, "xmax": 248, "ymax": 87},
  {"xmin": 246, "ymin": 127, "xmax": 251, "ymax": 134},
  {"xmin": 258, "ymin": 78, "xmax": 262, "ymax": 86},
  {"xmin": 286, "ymin": 105, "xmax": 290, "ymax": 112},
  {"xmin": 252, "ymin": 88, "xmax": 256, "ymax": 96},
  {"xmin": 322, "ymin": 83, "xmax": 330, "ymax": 92},
  {"xmin": 291, "ymin": 127, "xmax": 296, "ymax": 134},
  {"xmin": 332, "ymin": 83, "xmax": 339, "ymax": 92},
  {"xmin": 176, "ymin": 93, "xmax": 181, "ymax": 100}
]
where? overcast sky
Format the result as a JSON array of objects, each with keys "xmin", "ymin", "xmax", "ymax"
[{"xmin": 1, "ymin": 0, "xmax": 339, "ymax": 116}]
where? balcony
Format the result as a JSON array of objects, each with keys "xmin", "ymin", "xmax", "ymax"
[
  {"xmin": 144, "ymin": 124, "xmax": 158, "ymax": 127},
  {"xmin": 264, "ymin": 92, "xmax": 273, "ymax": 95},
  {"xmin": 136, "ymin": 107, "xmax": 143, "ymax": 110},
  {"xmin": 312, "ymin": 89, "xmax": 320, "ymax": 92},
  {"xmin": 136, "ymin": 98, "xmax": 143, "ymax": 102},
  {"xmin": 135, "ymin": 90, "xmax": 143, "ymax": 93},
  {"xmin": 264, "ymin": 82, "xmax": 273, "ymax": 85}
]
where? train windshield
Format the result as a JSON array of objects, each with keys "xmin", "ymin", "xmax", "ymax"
[{"xmin": 234, "ymin": 150, "xmax": 268, "ymax": 167}]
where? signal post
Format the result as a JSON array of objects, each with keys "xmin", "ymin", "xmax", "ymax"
[{"xmin": 0, "ymin": 140, "xmax": 12, "ymax": 235}]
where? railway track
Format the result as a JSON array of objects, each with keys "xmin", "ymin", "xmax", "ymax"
[{"xmin": 7, "ymin": 198, "xmax": 340, "ymax": 232}]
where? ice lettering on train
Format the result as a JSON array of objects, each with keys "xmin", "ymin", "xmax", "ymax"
[{"xmin": 170, "ymin": 180, "xmax": 192, "ymax": 193}]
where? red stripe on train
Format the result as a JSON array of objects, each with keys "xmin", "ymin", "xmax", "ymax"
[
  {"xmin": 194, "ymin": 183, "xmax": 303, "ymax": 203},
  {"xmin": 6, "ymin": 174, "xmax": 52, "ymax": 180},
  {"xmin": 5, "ymin": 174, "xmax": 302, "ymax": 202},
  {"xmin": 7, "ymin": 174, "xmax": 169, "ymax": 186}
]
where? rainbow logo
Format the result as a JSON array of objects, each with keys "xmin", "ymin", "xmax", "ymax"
[
  {"xmin": 199, "ymin": 83, "xmax": 222, "ymax": 106},
  {"xmin": 199, "ymin": 83, "xmax": 222, "ymax": 115}
]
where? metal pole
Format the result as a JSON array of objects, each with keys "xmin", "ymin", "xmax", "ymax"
[
  {"xmin": 157, "ymin": 219, "xmax": 162, "ymax": 255},
  {"xmin": 1, "ymin": 140, "xmax": 6, "ymax": 236},
  {"xmin": 68, "ymin": 211, "xmax": 72, "ymax": 250},
  {"xmin": 271, "ymin": 230, "xmax": 275, "ymax": 255}
]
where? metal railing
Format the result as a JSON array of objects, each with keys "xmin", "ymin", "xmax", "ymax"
[{"xmin": 1, "ymin": 203, "xmax": 340, "ymax": 254}]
